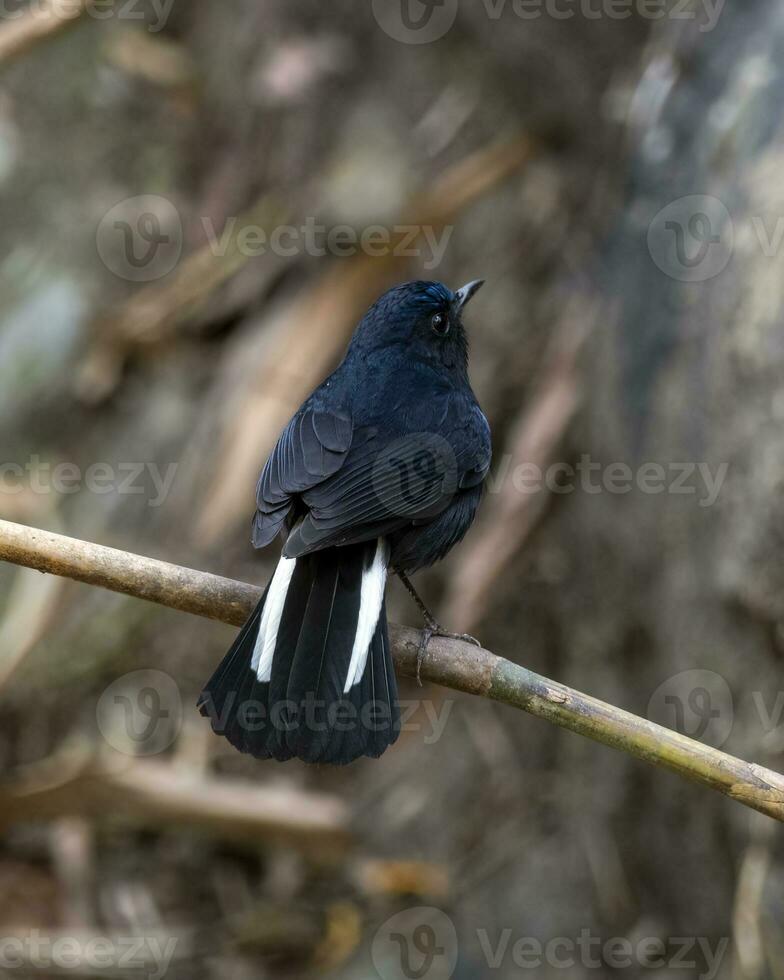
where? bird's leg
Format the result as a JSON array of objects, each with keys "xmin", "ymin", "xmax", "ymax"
[
  {"xmin": 396, "ymin": 569, "xmax": 439, "ymax": 628},
  {"xmin": 395, "ymin": 569, "xmax": 481, "ymax": 686}
]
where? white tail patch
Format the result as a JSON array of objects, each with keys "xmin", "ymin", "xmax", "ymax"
[
  {"xmin": 343, "ymin": 540, "xmax": 389, "ymax": 692},
  {"xmin": 251, "ymin": 556, "xmax": 296, "ymax": 681}
]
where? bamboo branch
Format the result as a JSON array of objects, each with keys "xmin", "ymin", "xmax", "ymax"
[{"xmin": 1, "ymin": 518, "xmax": 783, "ymax": 823}]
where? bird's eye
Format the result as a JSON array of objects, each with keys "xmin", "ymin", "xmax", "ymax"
[{"xmin": 431, "ymin": 312, "xmax": 449, "ymax": 336}]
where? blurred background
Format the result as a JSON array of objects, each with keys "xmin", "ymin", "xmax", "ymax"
[{"xmin": 0, "ymin": 0, "xmax": 782, "ymax": 976}]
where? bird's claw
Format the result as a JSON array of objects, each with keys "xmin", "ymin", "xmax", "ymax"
[
  {"xmin": 415, "ymin": 622, "xmax": 482, "ymax": 686},
  {"xmin": 415, "ymin": 628, "xmax": 433, "ymax": 687}
]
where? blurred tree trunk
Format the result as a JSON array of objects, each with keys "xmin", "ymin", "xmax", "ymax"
[{"xmin": 494, "ymin": 0, "xmax": 784, "ymax": 950}]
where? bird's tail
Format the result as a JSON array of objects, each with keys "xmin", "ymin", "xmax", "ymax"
[{"xmin": 197, "ymin": 540, "xmax": 400, "ymax": 764}]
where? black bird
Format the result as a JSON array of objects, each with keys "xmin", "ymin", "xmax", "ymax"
[{"xmin": 198, "ymin": 279, "xmax": 491, "ymax": 764}]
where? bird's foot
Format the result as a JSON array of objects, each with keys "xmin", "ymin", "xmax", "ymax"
[
  {"xmin": 415, "ymin": 617, "xmax": 481, "ymax": 686},
  {"xmin": 396, "ymin": 569, "xmax": 482, "ymax": 684}
]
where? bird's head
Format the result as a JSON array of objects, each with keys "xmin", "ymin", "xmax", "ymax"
[{"xmin": 350, "ymin": 279, "xmax": 485, "ymax": 375}]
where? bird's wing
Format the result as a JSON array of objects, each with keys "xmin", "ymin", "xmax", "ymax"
[
  {"xmin": 283, "ymin": 394, "xmax": 491, "ymax": 557},
  {"xmin": 252, "ymin": 405, "xmax": 353, "ymax": 548}
]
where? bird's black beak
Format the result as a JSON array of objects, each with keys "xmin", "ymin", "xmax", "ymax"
[{"xmin": 453, "ymin": 279, "xmax": 485, "ymax": 313}]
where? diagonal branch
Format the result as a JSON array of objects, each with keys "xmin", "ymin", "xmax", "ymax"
[
  {"xmin": 1, "ymin": 518, "xmax": 782, "ymax": 823},
  {"xmin": 0, "ymin": 0, "xmax": 89, "ymax": 67},
  {"xmin": 0, "ymin": 746, "xmax": 349, "ymax": 854}
]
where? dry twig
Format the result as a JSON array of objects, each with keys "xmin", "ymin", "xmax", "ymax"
[
  {"xmin": 0, "ymin": 0, "xmax": 88, "ymax": 66},
  {"xmin": 0, "ymin": 742, "xmax": 349, "ymax": 854}
]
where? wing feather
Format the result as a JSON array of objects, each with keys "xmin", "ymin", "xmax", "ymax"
[
  {"xmin": 252, "ymin": 405, "xmax": 352, "ymax": 548},
  {"xmin": 253, "ymin": 383, "xmax": 490, "ymax": 556},
  {"xmin": 284, "ymin": 397, "xmax": 490, "ymax": 557}
]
